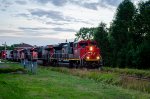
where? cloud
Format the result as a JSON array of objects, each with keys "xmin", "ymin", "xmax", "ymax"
[
  {"xmin": 15, "ymin": 0, "xmax": 27, "ymax": 5},
  {"xmin": 0, "ymin": 0, "xmax": 13, "ymax": 7},
  {"xmin": 0, "ymin": 0, "xmax": 13, "ymax": 11},
  {"xmin": 46, "ymin": 21, "xmax": 67, "ymax": 25},
  {"xmin": 0, "ymin": 36, "xmax": 74, "ymax": 46},
  {"xmin": 19, "ymin": 27, "xmax": 50, "ymax": 31},
  {"xmin": 18, "ymin": 27, "xmax": 52, "ymax": 36},
  {"xmin": 51, "ymin": 0, "xmax": 67, "ymax": 6},
  {"xmin": 68, "ymin": 0, "xmax": 121, "ymax": 10},
  {"xmin": 83, "ymin": 2, "xmax": 99, "ymax": 10},
  {"xmin": 0, "ymin": 8, "xmax": 6, "ymax": 11},
  {"xmin": 101, "ymin": 0, "xmax": 121, "ymax": 7},
  {"xmin": 34, "ymin": 0, "xmax": 67, "ymax": 6},
  {"xmin": 18, "ymin": 26, "xmax": 76, "ymax": 32},
  {"xmin": 29, "ymin": 8, "xmax": 76, "ymax": 22},
  {"xmin": 33, "ymin": 0, "xmax": 99, "ymax": 10},
  {"xmin": 0, "ymin": 29, "xmax": 22, "ymax": 35},
  {"xmin": 51, "ymin": 27, "xmax": 77, "ymax": 32},
  {"xmin": 33, "ymin": 0, "xmax": 50, "ymax": 4},
  {"xmin": 17, "ymin": 10, "xmax": 92, "ymax": 26},
  {"xmin": 67, "ymin": 0, "xmax": 99, "ymax": 10},
  {"xmin": 29, "ymin": 9, "xmax": 64, "ymax": 21},
  {"xmin": 16, "ymin": 13, "xmax": 30, "ymax": 18}
]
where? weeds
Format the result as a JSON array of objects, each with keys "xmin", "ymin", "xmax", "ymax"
[
  {"xmin": 103, "ymin": 67, "xmax": 150, "ymax": 79},
  {"xmin": 49, "ymin": 67, "xmax": 150, "ymax": 93},
  {"xmin": 0, "ymin": 63, "xmax": 27, "ymax": 73}
]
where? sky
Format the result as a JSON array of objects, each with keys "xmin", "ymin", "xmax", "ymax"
[{"xmin": 0, "ymin": 0, "xmax": 145, "ymax": 46}]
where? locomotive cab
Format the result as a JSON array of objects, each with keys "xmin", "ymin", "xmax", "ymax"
[{"xmin": 73, "ymin": 40, "xmax": 102, "ymax": 68}]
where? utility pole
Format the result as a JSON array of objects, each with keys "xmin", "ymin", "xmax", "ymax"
[
  {"xmin": 2, "ymin": 42, "xmax": 6, "ymax": 51},
  {"xmin": 2, "ymin": 42, "xmax": 7, "ymax": 59},
  {"xmin": 4, "ymin": 42, "xmax": 6, "ymax": 52}
]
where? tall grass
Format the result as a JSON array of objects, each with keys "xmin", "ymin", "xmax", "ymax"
[
  {"xmin": 49, "ymin": 67, "xmax": 150, "ymax": 93},
  {"xmin": 103, "ymin": 67, "xmax": 150, "ymax": 79},
  {"xmin": 0, "ymin": 63, "xmax": 27, "ymax": 73}
]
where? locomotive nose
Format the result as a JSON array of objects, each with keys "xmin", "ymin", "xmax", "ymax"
[
  {"xmin": 84, "ymin": 46, "xmax": 101, "ymax": 61},
  {"xmin": 96, "ymin": 56, "xmax": 100, "ymax": 60},
  {"xmin": 88, "ymin": 46, "xmax": 95, "ymax": 52}
]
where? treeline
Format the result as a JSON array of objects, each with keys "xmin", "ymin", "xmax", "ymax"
[
  {"xmin": 75, "ymin": 0, "xmax": 150, "ymax": 69},
  {"xmin": 0, "ymin": 44, "xmax": 20, "ymax": 51}
]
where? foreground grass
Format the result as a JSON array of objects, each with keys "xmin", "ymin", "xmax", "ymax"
[
  {"xmin": 0, "ymin": 63, "xmax": 26, "ymax": 73},
  {"xmin": 0, "ymin": 64, "xmax": 150, "ymax": 99}
]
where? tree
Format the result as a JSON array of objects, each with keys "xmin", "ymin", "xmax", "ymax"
[
  {"xmin": 133, "ymin": 0, "xmax": 150, "ymax": 68},
  {"xmin": 109, "ymin": 0, "xmax": 136, "ymax": 67},
  {"xmin": 75, "ymin": 27, "xmax": 96, "ymax": 41},
  {"xmin": 94, "ymin": 22, "xmax": 110, "ymax": 65}
]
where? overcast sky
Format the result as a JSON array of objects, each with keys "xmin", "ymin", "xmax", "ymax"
[{"xmin": 0, "ymin": 0, "xmax": 145, "ymax": 46}]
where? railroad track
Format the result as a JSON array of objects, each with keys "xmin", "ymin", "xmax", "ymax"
[
  {"xmin": 120, "ymin": 74, "xmax": 150, "ymax": 82},
  {"xmin": 62, "ymin": 67, "xmax": 150, "ymax": 82}
]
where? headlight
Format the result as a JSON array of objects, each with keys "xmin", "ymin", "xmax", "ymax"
[
  {"xmin": 96, "ymin": 56, "xmax": 100, "ymax": 60},
  {"xmin": 89, "ymin": 47, "xmax": 93, "ymax": 51},
  {"xmin": 86, "ymin": 56, "xmax": 90, "ymax": 59}
]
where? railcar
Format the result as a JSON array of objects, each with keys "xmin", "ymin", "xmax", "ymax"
[
  {"xmin": 5, "ymin": 50, "xmax": 13, "ymax": 60},
  {"xmin": 0, "ymin": 50, "xmax": 6, "ymax": 59},
  {"xmin": 12, "ymin": 49, "xmax": 21, "ymax": 61}
]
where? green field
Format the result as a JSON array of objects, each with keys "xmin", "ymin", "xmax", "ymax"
[{"xmin": 0, "ymin": 63, "xmax": 150, "ymax": 99}]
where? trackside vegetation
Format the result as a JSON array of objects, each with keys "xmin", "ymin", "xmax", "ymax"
[
  {"xmin": 103, "ymin": 67, "xmax": 150, "ymax": 79},
  {"xmin": 0, "ymin": 63, "xmax": 26, "ymax": 73},
  {"xmin": 49, "ymin": 67, "xmax": 150, "ymax": 93}
]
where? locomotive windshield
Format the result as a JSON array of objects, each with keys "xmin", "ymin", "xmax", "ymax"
[
  {"xmin": 89, "ymin": 41, "xmax": 97, "ymax": 46},
  {"xmin": 79, "ymin": 42, "xmax": 88, "ymax": 48}
]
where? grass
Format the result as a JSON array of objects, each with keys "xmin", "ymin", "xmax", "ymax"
[
  {"xmin": 49, "ymin": 67, "xmax": 150, "ymax": 93},
  {"xmin": 0, "ymin": 63, "xmax": 26, "ymax": 73},
  {"xmin": 0, "ymin": 63, "xmax": 150, "ymax": 99},
  {"xmin": 103, "ymin": 67, "xmax": 150, "ymax": 79}
]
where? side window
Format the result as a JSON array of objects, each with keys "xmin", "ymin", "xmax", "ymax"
[
  {"xmin": 74, "ymin": 43, "xmax": 78, "ymax": 48},
  {"xmin": 62, "ymin": 48, "xmax": 64, "ymax": 53},
  {"xmin": 90, "ymin": 41, "xmax": 97, "ymax": 46},
  {"xmin": 79, "ymin": 42, "xmax": 88, "ymax": 48}
]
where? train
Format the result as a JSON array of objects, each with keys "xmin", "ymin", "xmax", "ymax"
[{"xmin": 0, "ymin": 40, "xmax": 102, "ymax": 68}]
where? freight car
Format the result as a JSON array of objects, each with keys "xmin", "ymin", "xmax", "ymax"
[{"xmin": 0, "ymin": 50, "xmax": 6, "ymax": 59}]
